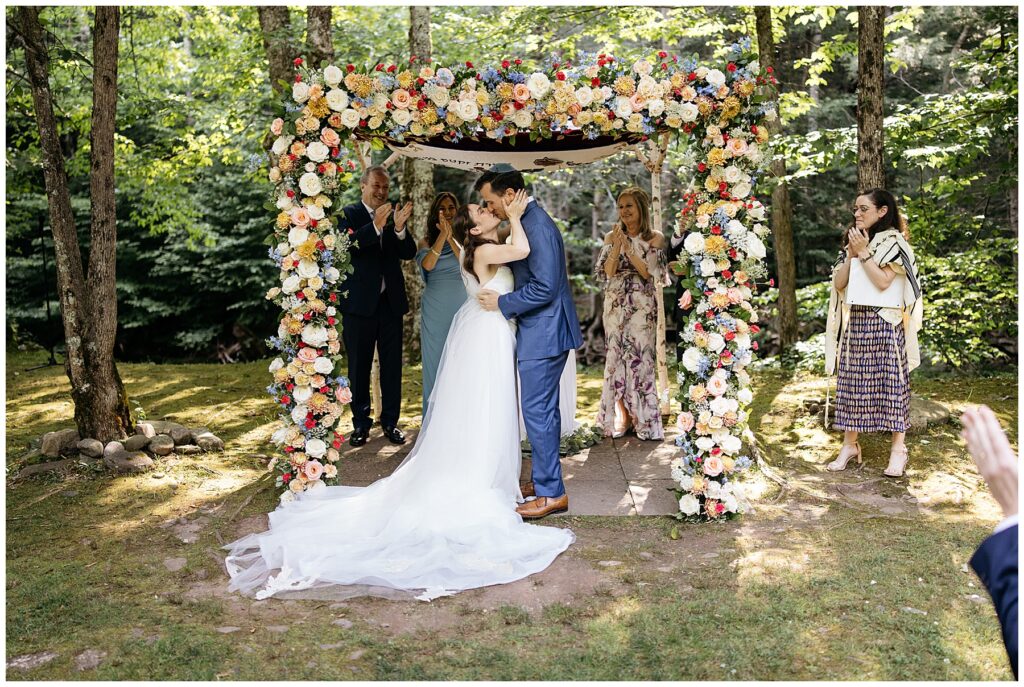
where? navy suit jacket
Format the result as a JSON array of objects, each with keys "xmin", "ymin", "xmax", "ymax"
[
  {"xmin": 337, "ymin": 202, "xmax": 417, "ymax": 317},
  {"xmin": 971, "ymin": 523, "xmax": 1018, "ymax": 678},
  {"xmin": 497, "ymin": 201, "xmax": 582, "ymax": 360}
]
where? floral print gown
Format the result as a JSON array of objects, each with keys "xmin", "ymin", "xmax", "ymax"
[{"xmin": 595, "ymin": 234, "xmax": 667, "ymax": 440}]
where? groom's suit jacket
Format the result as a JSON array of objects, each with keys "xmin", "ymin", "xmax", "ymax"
[
  {"xmin": 971, "ymin": 523, "xmax": 1018, "ymax": 678},
  {"xmin": 498, "ymin": 200, "xmax": 583, "ymax": 360},
  {"xmin": 337, "ymin": 202, "xmax": 417, "ymax": 317}
]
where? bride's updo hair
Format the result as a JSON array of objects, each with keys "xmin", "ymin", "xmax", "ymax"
[{"xmin": 452, "ymin": 205, "xmax": 497, "ymax": 283}]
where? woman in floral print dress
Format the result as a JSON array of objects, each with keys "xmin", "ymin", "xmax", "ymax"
[{"xmin": 595, "ymin": 187, "xmax": 668, "ymax": 440}]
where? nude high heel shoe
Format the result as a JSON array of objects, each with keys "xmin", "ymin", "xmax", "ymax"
[
  {"xmin": 827, "ymin": 442, "xmax": 862, "ymax": 471},
  {"xmin": 884, "ymin": 445, "xmax": 909, "ymax": 478}
]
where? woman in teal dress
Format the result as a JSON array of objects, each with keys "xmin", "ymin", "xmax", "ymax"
[{"xmin": 416, "ymin": 192, "xmax": 465, "ymax": 413}]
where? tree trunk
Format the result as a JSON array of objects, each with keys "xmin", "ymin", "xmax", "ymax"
[
  {"xmin": 18, "ymin": 6, "xmax": 132, "ymax": 442},
  {"xmin": 401, "ymin": 5, "xmax": 434, "ymax": 360},
  {"xmin": 857, "ymin": 6, "xmax": 886, "ymax": 190},
  {"xmin": 258, "ymin": 6, "xmax": 293, "ymax": 95},
  {"xmin": 306, "ymin": 6, "xmax": 334, "ymax": 68},
  {"xmin": 755, "ymin": 6, "xmax": 799, "ymax": 349}
]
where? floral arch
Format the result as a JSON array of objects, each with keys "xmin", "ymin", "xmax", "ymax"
[{"xmin": 262, "ymin": 40, "xmax": 778, "ymax": 522}]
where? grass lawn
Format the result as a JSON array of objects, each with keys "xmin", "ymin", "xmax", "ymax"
[{"xmin": 5, "ymin": 347, "xmax": 1017, "ymax": 680}]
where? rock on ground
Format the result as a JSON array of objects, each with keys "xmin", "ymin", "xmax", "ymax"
[
  {"xmin": 104, "ymin": 450, "xmax": 154, "ymax": 474},
  {"xmin": 41, "ymin": 428, "xmax": 80, "ymax": 458},
  {"xmin": 77, "ymin": 438, "xmax": 103, "ymax": 458},
  {"xmin": 150, "ymin": 434, "xmax": 175, "ymax": 456}
]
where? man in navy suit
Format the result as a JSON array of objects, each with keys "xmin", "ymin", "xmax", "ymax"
[
  {"xmin": 338, "ymin": 165, "xmax": 416, "ymax": 447},
  {"xmin": 962, "ymin": 405, "xmax": 1018, "ymax": 678},
  {"xmin": 476, "ymin": 168, "xmax": 583, "ymax": 519}
]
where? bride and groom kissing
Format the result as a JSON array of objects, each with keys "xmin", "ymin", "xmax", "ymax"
[{"xmin": 225, "ymin": 166, "xmax": 584, "ymax": 601}]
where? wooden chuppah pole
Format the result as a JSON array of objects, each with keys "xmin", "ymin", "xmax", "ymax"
[{"xmin": 635, "ymin": 133, "xmax": 672, "ymax": 416}]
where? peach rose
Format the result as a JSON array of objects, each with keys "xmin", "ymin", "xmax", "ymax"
[
  {"xmin": 290, "ymin": 207, "xmax": 311, "ymax": 228},
  {"xmin": 676, "ymin": 412, "xmax": 695, "ymax": 433},
  {"xmin": 706, "ymin": 375, "xmax": 729, "ymax": 397},
  {"xmin": 513, "ymin": 83, "xmax": 531, "ymax": 103},
  {"xmin": 304, "ymin": 459, "xmax": 324, "ymax": 481},
  {"xmin": 391, "ymin": 89, "xmax": 412, "ymax": 109},
  {"xmin": 297, "ymin": 347, "xmax": 319, "ymax": 363},
  {"xmin": 703, "ymin": 455, "xmax": 724, "ymax": 477},
  {"xmin": 629, "ymin": 93, "xmax": 646, "ymax": 112},
  {"xmin": 336, "ymin": 387, "xmax": 353, "ymax": 404},
  {"xmin": 727, "ymin": 138, "xmax": 748, "ymax": 157},
  {"xmin": 727, "ymin": 287, "xmax": 744, "ymax": 304},
  {"xmin": 320, "ymin": 128, "xmax": 341, "ymax": 147},
  {"xmin": 678, "ymin": 290, "xmax": 693, "ymax": 310},
  {"xmin": 289, "ymin": 141, "xmax": 306, "ymax": 157},
  {"xmin": 270, "ymin": 118, "xmax": 284, "ymax": 136}
]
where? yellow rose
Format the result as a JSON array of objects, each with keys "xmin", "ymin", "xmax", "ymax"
[
  {"xmin": 704, "ymin": 235, "xmax": 728, "ymax": 256},
  {"xmin": 613, "ymin": 75, "xmax": 636, "ymax": 96},
  {"xmin": 756, "ymin": 126, "xmax": 770, "ymax": 143},
  {"xmin": 704, "ymin": 176, "xmax": 720, "ymax": 192},
  {"xmin": 294, "ymin": 372, "xmax": 310, "ymax": 387},
  {"xmin": 722, "ymin": 457, "xmax": 736, "ymax": 472},
  {"xmin": 289, "ymin": 478, "xmax": 305, "ymax": 493},
  {"xmin": 273, "ymin": 368, "xmax": 291, "ymax": 384},
  {"xmin": 707, "ymin": 147, "xmax": 727, "ymax": 166},
  {"xmin": 689, "ymin": 384, "xmax": 708, "ymax": 403}
]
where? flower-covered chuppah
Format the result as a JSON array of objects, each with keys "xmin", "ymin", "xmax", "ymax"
[{"xmin": 262, "ymin": 41, "xmax": 777, "ymax": 520}]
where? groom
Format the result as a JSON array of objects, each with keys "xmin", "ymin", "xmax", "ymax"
[{"xmin": 475, "ymin": 167, "xmax": 583, "ymax": 519}]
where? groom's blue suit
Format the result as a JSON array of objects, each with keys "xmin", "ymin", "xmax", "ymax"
[{"xmin": 498, "ymin": 200, "xmax": 583, "ymax": 499}]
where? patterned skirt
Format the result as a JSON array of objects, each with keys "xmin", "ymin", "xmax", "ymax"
[{"xmin": 832, "ymin": 305, "xmax": 911, "ymax": 433}]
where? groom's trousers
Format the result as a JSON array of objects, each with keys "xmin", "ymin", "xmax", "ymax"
[
  {"xmin": 519, "ymin": 351, "xmax": 569, "ymax": 498},
  {"xmin": 341, "ymin": 291, "xmax": 404, "ymax": 433}
]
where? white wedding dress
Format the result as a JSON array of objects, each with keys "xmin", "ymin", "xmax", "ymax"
[{"xmin": 225, "ymin": 266, "xmax": 575, "ymax": 601}]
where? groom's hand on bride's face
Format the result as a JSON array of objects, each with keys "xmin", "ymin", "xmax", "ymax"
[{"xmin": 477, "ymin": 289, "xmax": 500, "ymax": 311}]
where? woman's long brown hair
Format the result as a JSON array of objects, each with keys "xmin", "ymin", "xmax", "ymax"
[{"xmin": 451, "ymin": 206, "xmax": 497, "ymax": 283}]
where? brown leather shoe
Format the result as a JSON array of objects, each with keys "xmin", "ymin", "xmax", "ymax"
[
  {"xmin": 519, "ymin": 481, "xmax": 535, "ymax": 498},
  {"xmin": 516, "ymin": 494, "xmax": 568, "ymax": 520}
]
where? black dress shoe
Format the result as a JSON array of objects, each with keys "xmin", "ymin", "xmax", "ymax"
[
  {"xmin": 349, "ymin": 427, "xmax": 369, "ymax": 447},
  {"xmin": 382, "ymin": 425, "xmax": 406, "ymax": 445}
]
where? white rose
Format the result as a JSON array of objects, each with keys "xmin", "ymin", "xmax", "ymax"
[
  {"xmin": 305, "ymin": 141, "xmax": 329, "ymax": 162},
  {"xmin": 325, "ymin": 88, "xmax": 349, "ymax": 111},
  {"xmin": 456, "ymin": 99, "xmax": 479, "ymax": 121},
  {"xmin": 746, "ymin": 234, "xmax": 767, "ymax": 259},
  {"xmin": 305, "ymin": 438, "xmax": 327, "ymax": 459},
  {"xmin": 682, "ymin": 347, "xmax": 702, "ymax": 373},
  {"xmin": 280, "ymin": 490, "xmax": 296, "ymax": 504},
  {"xmin": 297, "ymin": 259, "xmax": 320, "ymax": 279},
  {"xmin": 513, "ymin": 110, "xmax": 533, "ymax": 129},
  {"xmin": 684, "ymin": 232, "xmax": 705, "ymax": 255},
  {"xmin": 735, "ymin": 334, "xmax": 751, "ymax": 350},
  {"xmin": 293, "ymin": 385, "xmax": 313, "ymax": 403},
  {"xmin": 705, "ymin": 480, "xmax": 722, "ymax": 500},
  {"xmin": 678, "ymin": 494, "xmax": 701, "ymax": 516},
  {"xmin": 301, "ymin": 325, "xmax": 329, "ymax": 347},
  {"xmin": 614, "ymin": 96, "xmax": 633, "ymax": 119},
  {"xmin": 747, "ymin": 61, "xmax": 761, "ymax": 74},
  {"xmin": 269, "ymin": 358, "xmax": 285, "ymax": 373},
  {"xmin": 723, "ymin": 493, "xmax": 739, "ymax": 513},
  {"xmin": 298, "ymin": 172, "xmax": 323, "ymax": 196},
  {"xmin": 288, "ymin": 226, "xmax": 309, "ymax": 247},
  {"xmin": 575, "ymin": 86, "xmax": 594, "ymax": 107},
  {"xmin": 290, "ymin": 404, "xmax": 309, "ymax": 424},
  {"xmin": 679, "ymin": 103, "xmax": 699, "ymax": 123},
  {"xmin": 678, "ymin": 474, "xmax": 694, "ymax": 492},
  {"xmin": 732, "ymin": 182, "xmax": 751, "ymax": 199},
  {"xmin": 709, "ymin": 396, "xmax": 731, "ymax": 416},
  {"xmin": 705, "ymin": 69, "xmax": 727, "ymax": 88},
  {"xmin": 323, "ymin": 65, "xmax": 343, "ymax": 87},
  {"xmin": 427, "ymin": 87, "xmax": 449, "ymax": 108},
  {"xmin": 646, "ymin": 98, "xmax": 665, "ymax": 117},
  {"xmin": 721, "ymin": 435, "xmax": 743, "ymax": 455},
  {"xmin": 726, "ymin": 219, "xmax": 747, "ymax": 237},
  {"xmin": 633, "ymin": 59, "xmax": 653, "ymax": 75},
  {"xmin": 723, "ymin": 166, "xmax": 742, "ymax": 183},
  {"xmin": 392, "ymin": 108, "xmax": 412, "ymax": 126},
  {"xmin": 737, "ymin": 388, "xmax": 753, "ymax": 405},
  {"xmin": 271, "ymin": 135, "xmax": 294, "ymax": 156},
  {"xmin": 292, "ymin": 81, "xmax": 310, "ymax": 103},
  {"xmin": 306, "ymin": 204, "xmax": 325, "ymax": 221},
  {"xmin": 749, "ymin": 203, "xmax": 766, "ymax": 220},
  {"xmin": 695, "ymin": 437, "xmax": 715, "ymax": 452},
  {"xmin": 313, "ymin": 357, "xmax": 334, "ymax": 375},
  {"xmin": 304, "ymin": 162, "xmax": 316, "ymax": 173},
  {"xmin": 700, "ymin": 257, "xmax": 717, "ymax": 276},
  {"xmin": 281, "ymin": 275, "xmax": 301, "ymax": 294},
  {"xmin": 526, "ymin": 72, "xmax": 551, "ymax": 99},
  {"xmin": 324, "ymin": 267, "xmax": 340, "ymax": 283},
  {"xmin": 275, "ymin": 195, "xmax": 293, "ymax": 211},
  {"xmin": 340, "ymin": 108, "xmax": 361, "ymax": 128},
  {"xmin": 707, "ymin": 333, "xmax": 726, "ymax": 353}
]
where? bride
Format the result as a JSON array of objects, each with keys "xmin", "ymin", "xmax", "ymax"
[{"xmin": 225, "ymin": 190, "xmax": 575, "ymax": 602}]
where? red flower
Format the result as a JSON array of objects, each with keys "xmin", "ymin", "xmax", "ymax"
[
  {"xmin": 718, "ymin": 182, "xmax": 728, "ymax": 192},
  {"xmin": 750, "ymin": 324, "xmax": 760, "ymax": 333},
  {"xmin": 332, "ymin": 440, "xmax": 342, "ymax": 449},
  {"xmin": 502, "ymin": 59, "xmax": 510, "ymax": 69},
  {"xmin": 555, "ymin": 71, "xmax": 566, "ymax": 81},
  {"xmin": 375, "ymin": 63, "xmax": 384, "ymax": 72},
  {"xmin": 722, "ymin": 270, "xmax": 732, "ymax": 279},
  {"xmin": 729, "ymin": 249, "xmax": 738, "ymax": 259},
  {"xmin": 359, "ymin": 120, "xmax": 367, "ymax": 127},
  {"xmin": 346, "ymin": 64, "xmax": 355, "ymax": 73},
  {"xmin": 286, "ymin": 190, "xmax": 295, "ymax": 198},
  {"xmin": 282, "ymin": 472, "xmax": 291, "ymax": 482},
  {"xmin": 687, "ymin": 72, "xmax": 697, "ymax": 81},
  {"xmin": 417, "ymin": 77, "xmax": 426, "ymax": 86},
  {"xmin": 294, "ymin": 74, "xmax": 302, "ymax": 83},
  {"xmin": 769, "ymin": 278, "xmax": 775, "ymax": 287},
  {"xmin": 310, "ymin": 219, "xmax": 318, "ymax": 228},
  {"xmin": 716, "ymin": 503, "xmax": 725, "ymax": 514},
  {"xmin": 331, "ymin": 147, "xmax": 340, "ymax": 157},
  {"xmin": 319, "ymin": 386, "xmax": 329, "ymax": 394},
  {"xmin": 281, "ymin": 395, "xmax": 291, "ymax": 405},
  {"xmin": 385, "ymin": 101, "xmax": 393, "ymax": 110},
  {"xmin": 591, "ymin": 77, "xmax": 600, "ymax": 87},
  {"xmin": 766, "ymin": 66, "xmax": 774, "ymax": 74},
  {"xmin": 465, "ymin": 60, "xmax": 473, "ymax": 68},
  {"xmin": 658, "ymin": 50, "xmax": 668, "ymax": 59},
  {"xmin": 725, "ymin": 331, "xmax": 736, "ymax": 341},
  {"xmin": 597, "ymin": 59, "xmax": 606, "ymax": 67},
  {"xmin": 417, "ymin": 99, "xmax": 427, "ymax": 110},
  {"xmin": 694, "ymin": 323, "xmax": 704, "ymax": 332},
  {"xmin": 286, "ymin": 383, "xmax": 294, "ymax": 391},
  {"xmin": 710, "ymin": 226, "xmax": 722, "ymax": 235},
  {"xmin": 304, "ymin": 418, "xmax": 316, "ymax": 429},
  {"xmin": 329, "ymin": 293, "xmax": 338, "ymax": 302},
  {"xmin": 303, "ymin": 312, "xmax": 312, "ymax": 321},
  {"xmin": 316, "ymin": 240, "xmax": 326, "ymax": 250},
  {"xmin": 514, "ymin": 58, "xmax": 522, "ymax": 65},
  {"xmin": 661, "ymin": 63, "xmax": 667, "ymax": 70},
  {"xmin": 410, "ymin": 55, "xmax": 417, "ymax": 63},
  {"xmin": 293, "ymin": 57, "xmax": 303, "ymax": 66},
  {"xmin": 697, "ymin": 162, "xmax": 707, "ymax": 172},
  {"xmin": 327, "ymin": 316, "xmax": 336, "ymax": 325},
  {"xmin": 386, "ymin": 64, "xmax": 396, "ymax": 73},
  {"xmin": 553, "ymin": 62, "xmax": 560, "ymax": 69},
  {"xmin": 348, "ymin": 228, "xmax": 354, "ymax": 235},
  {"xmin": 295, "ymin": 292, "xmax": 305, "ymax": 300},
  {"xmin": 711, "ymin": 447, "xmax": 722, "ymax": 456},
  {"xmin": 513, "ymin": 100, "xmax": 524, "ymax": 110},
  {"xmin": 751, "ymin": 125, "xmax": 759, "ymax": 134},
  {"xmin": 727, "ymin": 62, "xmax": 737, "ymax": 72},
  {"xmin": 752, "ymin": 341, "xmax": 759, "ymax": 351}
]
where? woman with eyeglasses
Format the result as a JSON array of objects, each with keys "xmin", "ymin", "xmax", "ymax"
[{"xmin": 824, "ymin": 189, "xmax": 923, "ymax": 478}]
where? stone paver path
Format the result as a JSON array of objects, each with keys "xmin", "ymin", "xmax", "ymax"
[{"xmin": 338, "ymin": 429, "xmax": 681, "ymax": 516}]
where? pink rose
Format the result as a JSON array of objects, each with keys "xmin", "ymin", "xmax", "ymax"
[
  {"xmin": 303, "ymin": 459, "xmax": 324, "ymax": 481},
  {"xmin": 270, "ymin": 117, "xmax": 284, "ymax": 136},
  {"xmin": 706, "ymin": 375, "xmax": 729, "ymax": 396},
  {"xmin": 391, "ymin": 89, "xmax": 412, "ymax": 109},
  {"xmin": 629, "ymin": 93, "xmax": 646, "ymax": 112},
  {"xmin": 290, "ymin": 207, "xmax": 311, "ymax": 228},
  {"xmin": 703, "ymin": 456, "xmax": 724, "ymax": 477},
  {"xmin": 320, "ymin": 127, "xmax": 341, "ymax": 147},
  {"xmin": 500, "ymin": 101, "xmax": 516, "ymax": 118},
  {"xmin": 513, "ymin": 83, "xmax": 531, "ymax": 103},
  {"xmin": 727, "ymin": 287, "xmax": 744, "ymax": 304},
  {"xmin": 678, "ymin": 290, "xmax": 693, "ymax": 310},
  {"xmin": 297, "ymin": 347, "xmax": 319, "ymax": 363},
  {"xmin": 676, "ymin": 412, "xmax": 695, "ymax": 433},
  {"xmin": 727, "ymin": 138, "xmax": 748, "ymax": 157},
  {"xmin": 336, "ymin": 387, "xmax": 353, "ymax": 404}
]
